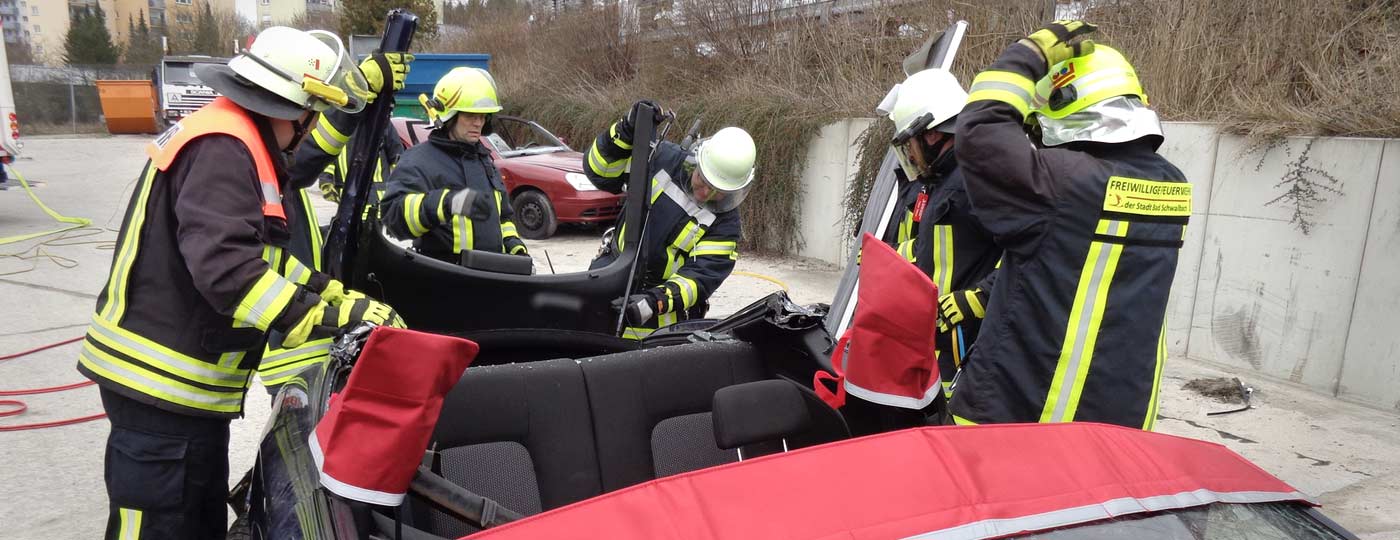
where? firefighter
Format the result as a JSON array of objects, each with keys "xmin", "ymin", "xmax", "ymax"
[
  {"xmin": 380, "ymin": 67, "xmax": 529, "ymax": 263},
  {"xmin": 76, "ymin": 27, "xmax": 404, "ymax": 540},
  {"xmin": 881, "ymin": 68, "xmax": 1003, "ymax": 397},
  {"xmin": 585, "ymin": 100, "xmax": 754, "ymax": 340},
  {"xmin": 257, "ymin": 54, "xmax": 414, "ymax": 393},
  {"xmin": 315, "ymin": 121, "xmax": 406, "ymax": 218},
  {"xmin": 949, "ymin": 22, "xmax": 1190, "ymax": 429}
]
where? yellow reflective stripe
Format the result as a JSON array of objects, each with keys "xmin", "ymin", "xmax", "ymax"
[
  {"xmin": 404, "ymin": 193, "xmax": 429, "ymax": 237},
  {"xmin": 299, "ymin": 189, "xmax": 323, "ymax": 270},
  {"xmin": 669, "ymin": 275, "xmax": 699, "ymax": 310},
  {"xmin": 692, "ymin": 240, "xmax": 737, "ymax": 259},
  {"xmin": 898, "ymin": 211, "xmax": 913, "ymax": 244},
  {"xmin": 896, "ymin": 239, "xmax": 915, "ymax": 262},
  {"xmin": 218, "ymin": 351, "xmax": 245, "ymax": 369},
  {"xmin": 672, "ymin": 221, "xmax": 703, "ymax": 253},
  {"xmin": 79, "ymin": 343, "xmax": 245, "ymax": 413},
  {"xmin": 88, "ymin": 315, "xmax": 251, "ymax": 385},
  {"xmin": 509, "ymin": 244, "xmax": 527, "ymax": 255},
  {"xmin": 258, "ymin": 338, "xmax": 331, "ymax": 385},
  {"xmin": 1041, "ymin": 220, "xmax": 1128, "ymax": 423},
  {"xmin": 1143, "ymin": 318, "xmax": 1167, "ymax": 431},
  {"xmin": 658, "ymin": 311, "xmax": 677, "ymax": 327},
  {"xmin": 951, "ymin": 414, "xmax": 978, "ymax": 426},
  {"xmin": 452, "ymin": 216, "xmax": 473, "ymax": 254},
  {"xmin": 281, "ymin": 254, "xmax": 315, "ymax": 286},
  {"xmin": 233, "ymin": 269, "xmax": 299, "ymax": 332},
  {"xmin": 102, "ymin": 166, "xmax": 158, "ymax": 321},
  {"xmin": 118, "ymin": 508, "xmax": 142, "ymax": 540},
  {"xmin": 618, "ymin": 223, "xmax": 627, "ymax": 252},
  {"xmin": 650, "ymin": 176, "xmax": 666, "ymax": 204},
  {"xmin": 965, "ymin": 289, "xmax": 986, "ymax": 319},
  {"xmin": 435, "ymin": 190, "xmax": 448, "ymax": 224},
  {"xmin": 610, "ymin": 123, "xmax": 633, "ymax": 150},
  {"xmin": 622, "ymin": 327, "xmax": 653, "ymax": 340},
  {"xmin": 312, "ymin": 114, "xmax": 350, "ymax": 155},
  {"xmin": 968, "ymin": 70, "xmax": 1036, "ymax": 118},
  {"xmin": 501, "ymin": 221, "xmax": 519, "ymax": 238},
  {"xmin": 588, "ymin": 141, "xmax": 629, "ymax": 178},
  {"xmin": 932, "ymin": 224, "xmax": 953, "ymax": 294}
]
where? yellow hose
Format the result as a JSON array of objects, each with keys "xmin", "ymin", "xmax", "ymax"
[
  {"xmin": 733, "ymin": 270, "xmax": 789, "ymax": 292},
  {"xmin": 1, "ymin": 163, "xmax": 92, "ymax": 245}
]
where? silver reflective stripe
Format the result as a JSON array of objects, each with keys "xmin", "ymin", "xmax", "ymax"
[
  {"xmin": 260, "ymin": 340, "xmax": 331, "ymax": 368},
  {"xmin": 119, "ymin": 508, "xmax": 140, "ymax": 540},
  {"xmin": 901, "ymin": 489, "xmax": 1314, "ymax": 540},
  {"xmin": 240, "ymin": 272, "xmax": 295, "ymax": 329},
  {"xmin": 315, "ymin": 121, "xmax": 347, "ymax": 152},
  {"xmin": 88, "ymin": 317, "xmax": 248, "ymax": 387},
  {"xmin": 260, "ymin": 182, "xmax": 282, "ymax": 206},
  {"xmin": 80, "ymin": 346, "xmax": 244, "ymax": 409},
  {"xmin": 218, "ymin": 351, "xmax": 245, "ymax": 369},
  {"xmin": 1049, "ymin": 220, "xmax": 1123, "ymax": 422},
  {"xmin": 675, "ymin": 223, "xmax": 703, "ymax": 252},
  {"xmin": 652, "ymin": 171, "xmax": 716, "ymax": 227}
]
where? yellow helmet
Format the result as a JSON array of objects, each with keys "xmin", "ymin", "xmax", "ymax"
[
  {"xmin": 1033, "ymin": 45, "xmax": 1146, "ymax": 120},
  {"xmin": 419, "ymin": 67, "xmax": 502, "ymax": 127}
]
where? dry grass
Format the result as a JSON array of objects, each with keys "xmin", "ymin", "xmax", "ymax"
[{"xmin": 423, "ymin": 0, "xmax": 1400, "ymax": 253}]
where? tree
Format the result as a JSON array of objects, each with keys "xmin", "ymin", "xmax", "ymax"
[
  {"xmin": 4, "ymin": 39, "xmax": 36, "ymax": 65},
  {"xmin": 339, "ymin": 0, "xmax": 440, "ymax": 42},
  {"xmin": 63, "ymin": 5, "xmax": 122, "ymax": 65},
  {"xmin": 191, "ymin": 1, "xmax": 223, "ymax": 55},
  {"xmin": 125, "ymin": 10, "xmax": 165, "ymax": 66},
  {"xmin": 169, "ymin": 1, "xmax": 253, "ymax": 57}
]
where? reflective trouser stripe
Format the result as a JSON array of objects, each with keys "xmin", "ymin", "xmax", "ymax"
[
  {"xmin": 896, "ymin": 239, "xmax": 915, "ymax": 262},
  {"xmin": 1143, "ymin": 319, "xmax": 1168, "ymax": 431},
  {"xmin": 452, "ymin": 216, "xmax": 474, "ymax": 254},
  {"xmin": 79, "ymin": 341, "xmax": 247, "ymax": 413},
  {"xmin": 258, "ymin": 338, "xmax": 332, "ymax": 386},
  {"xmin": 118, "ymin": 508, "xmax": 142, "ymax": 540},
  {"xmin": 232, "ymin": 269, "xmax": 298, "ymax": 332},
  {"xmin": 951, "ymin": 414, "xmax": 978, "ymax": 426},
  {"xmin": 404, "ymin": 193, "xmax": 429, "ymax": 237},
  {"xmin": 588, "ymin": 141, "xmax": 629, "ymax": 178},
  {"xmin": 102, "ymin": 166, "xmax": 158, "ymax": 321},
  {"xmin": 898, "ymin": 211, "xmax": 913, "ymax": 244},
  {"xmin": 968, "ymin": 70, "xmax": 1037, "ymax": 118},
  {"xmin": 88, "ymin": 315, "xmax": 250, "ymax": 387},
  {"xmin": 931, "ymin": 224, "xmax": 953, "ymax": 295},
  {"xmin": 1041, "ymin": 220, "xmax": 1128, "ymax": 423}
]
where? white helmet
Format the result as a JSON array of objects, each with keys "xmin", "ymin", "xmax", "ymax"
[
  {"xmin": 879, "ymin": 69, "xmax": 967, "ymax": 180},
  {"xmin": 197, "ymin": 26, "xmax": 368, "ymax": 120},
  {"xmin": 692, "ymin": 126, "xmax": 756, "ymax": 213}
]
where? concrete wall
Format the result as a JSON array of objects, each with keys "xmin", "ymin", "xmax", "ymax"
[{"xmin": 794, "ymin": 120, "xmax": 1400, "ymax": 411}]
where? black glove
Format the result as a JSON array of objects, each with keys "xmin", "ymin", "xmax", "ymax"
[
  {"xmin": 616, "ymin": 99, "xmax": 663, "ymax": 145},
  {"xmin": 936, "ymin": 288, "xmax": 985, "ymax": 333},
  {"xmin": 449, "ymin": 188, "xmax": 494, "ymax": 221},
  {"xmin": 611, "ymin": 290, "xmax": 662, "ymax": 326}
]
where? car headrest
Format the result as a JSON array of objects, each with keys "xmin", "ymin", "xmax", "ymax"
[{"xmin": 712, "ymin": 380, "xmax": 812, "ymax": 450}]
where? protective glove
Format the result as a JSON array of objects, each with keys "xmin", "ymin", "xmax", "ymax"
[
  {"xmin": 317, "ymin": 278, "xmax": 368, "ymax": 305},
  {"xmin": 358, "ymin": 52, "xmax": 415, "ymax": 95},
  {"xmin": 615, "ymin": 99, "xmax": 664, "ymax": 145},
  {"xmin": 284, "ymin": 297, "xmax": 406, "ymax": 348},
  {"xmin": 611, "ymin": 290, "xmax": 663, "ymax": 326},
  {"xmin": 936, "ymin": 288, "xmax": 985, "ymax": 333},
  {"xmin": 1019, "ymin": 20, "xmax": 1096, "ymax": 69},
  {"xmin": 318, "ymin": 175, "xmax": 342, "ymax": 203},
  {"xmin": 449, "ymin": 188, "xmax": 494, "ymax": 221}
]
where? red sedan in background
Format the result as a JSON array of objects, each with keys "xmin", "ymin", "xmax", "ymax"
[{"xmin": 392, "ymin": 116, "xmax": 624, "ymax": 239}]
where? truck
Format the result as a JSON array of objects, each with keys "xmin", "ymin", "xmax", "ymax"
[
  {"xmin": 154, "ymin": 55, "xmax": 228, "ymax": 128},
  {"xmin": 0, "ymin": 28, "xmax": 20, "ymax": 176}
]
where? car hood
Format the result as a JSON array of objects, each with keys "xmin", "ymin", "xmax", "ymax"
[{"xmin": 503, "ymin": 151, "xmax": 585, "ymax": 173}]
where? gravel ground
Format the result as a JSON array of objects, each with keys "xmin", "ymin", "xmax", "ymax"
[{"xmin": 2, "ymin": 135, "xmax": 1397, "ymax": 539}]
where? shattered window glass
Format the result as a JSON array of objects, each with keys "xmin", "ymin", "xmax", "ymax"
[{"xmin": 1011, "ymin": 502, "xmax": 1348, "ymax": 540}]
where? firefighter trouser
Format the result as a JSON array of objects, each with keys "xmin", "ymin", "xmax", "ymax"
[{"xmin": 101, "ymin": 388, "xmax": 231, "ymax": 540}]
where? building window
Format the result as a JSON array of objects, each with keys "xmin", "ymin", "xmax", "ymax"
[
  {"xmin": 31, "ymin": 6, "xmax": 38, "ymax": 15},
  {"xmin": 261, "ymin": 0, "xmax": 270, "ymax": 4},
  {"xmin": 176, "ymin": 12, "xmax": 192, "ymax": 23},
  {"xmin": 32, "ymin": 24, "xmax": 38, "ymax": 33},
  {"xmin": 174, "ymin": 0, "xmax": 191, "ymax": 4}
]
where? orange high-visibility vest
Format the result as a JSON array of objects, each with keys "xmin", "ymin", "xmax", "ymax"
[{"xmin": 147, "ymin": 96, "xmax": 287, "ymax": 221}]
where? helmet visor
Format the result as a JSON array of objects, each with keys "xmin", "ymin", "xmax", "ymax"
[
  {"xmin": 892, "ymin": 140, "xmax": 921, "ymax": 182},
  {"xmin": 692, "ymin": 166, "xmax": 751, "ymax": 214},
  {"xmin": 303, "ymin": 30, "xmax": 369, "ymax": 115}
]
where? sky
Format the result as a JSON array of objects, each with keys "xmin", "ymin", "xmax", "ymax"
[{"xmin": 235, "ymin": 0, "xmax": 255, "ymax": 23}]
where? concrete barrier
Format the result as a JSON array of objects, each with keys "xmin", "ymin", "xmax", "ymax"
[{"xmin": 794, "ymin": 119, "xmax": 1400, "ymax": 410}]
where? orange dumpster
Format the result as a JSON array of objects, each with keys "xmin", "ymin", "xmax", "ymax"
[{"xmin": 96, "ymin": 80, "xmax": 159, "ymax": 134}]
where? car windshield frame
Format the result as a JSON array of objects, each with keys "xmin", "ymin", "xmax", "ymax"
[{"xmin": 489, "ymin": 116, "xmax": 571, "ymax": 158}]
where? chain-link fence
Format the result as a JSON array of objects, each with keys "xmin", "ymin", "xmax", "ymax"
[{"xmin": 10, "ymin": 64, "xmax": 152, "ymax": 135}]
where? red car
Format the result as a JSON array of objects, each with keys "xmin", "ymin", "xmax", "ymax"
[{"xmin": 392, "ymin": 116, "xmax": 624, "ymax": 239}]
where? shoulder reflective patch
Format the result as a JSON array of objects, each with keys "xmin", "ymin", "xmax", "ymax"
[{"xmin": 1103, "ymin": 176, "xmax": 1192, "ymax": 217}]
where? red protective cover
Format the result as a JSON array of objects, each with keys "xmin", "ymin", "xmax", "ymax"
[
  {"xmin": 310, "ymin": 326, "xmax": 478, "ymax": 506},
  {"xmin": 466, "ymin": 423, "xmax": 1313, "ymax": 540},
  {"xmin": 816, "ymin": 232, "xmax": 940, "ymax": 409}
]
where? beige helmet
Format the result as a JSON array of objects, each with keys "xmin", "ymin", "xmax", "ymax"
[
  {"xmin": 419, "ymin": 67, "xmax": 502, "ymax": 129},
  {"xmin": 692, "ymin": 126, "xmax": 756, "ymax": 213},
  {"xmin": 880, "ymin": 68, "xmax": 967, "ymax": 180},
  {"xmin": 197, "ymin": 26, "xmax": 368, "ymax": 120}
]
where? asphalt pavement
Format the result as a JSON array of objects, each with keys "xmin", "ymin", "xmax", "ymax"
[{"xmin": 1, "ymin": 135, "xmax": 1397, "ymax": 539}]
